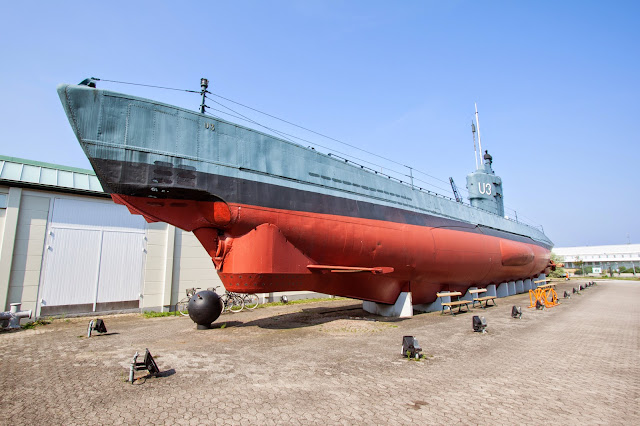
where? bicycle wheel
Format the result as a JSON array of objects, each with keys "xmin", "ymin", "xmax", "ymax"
[
  {"xmin": 176, "ymin": 297, "xmax": 190, "ymax": 316},
  {"xmin": 220, "ymin": 294, "xmax": 232, "ymax": 313},
  {"xmin": 243, "ymin": 294, "xmax": 259, "ymax": 310},
  {"xmin": 229, "ymin": 295, "xmax": 244, "ymax": 313}
]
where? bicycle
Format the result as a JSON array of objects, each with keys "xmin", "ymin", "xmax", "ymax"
[
  {"xmin": 210, "ymin": 286, "xmax": 245, "ymax": 313},
  {"xmin": 242, "ymin": 293, "xmax": 260, "ymax": 310},
  {"xmin": 175, "ymin": 287, "xmax": 200, "ymax": 316}
]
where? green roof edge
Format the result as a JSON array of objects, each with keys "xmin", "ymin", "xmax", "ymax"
[{"xmin": 0, "ymin": 154, "xmax": 96, "ymax": 175}]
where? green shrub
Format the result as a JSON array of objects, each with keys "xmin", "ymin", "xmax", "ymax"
[
  {"xmin": 548, "ymin": 267, "xmax": 566, "ymax": 278},
  {"xmin": 143, "ymin": 311, "xmax": 182, "ymax": 318},
  {"xmin": 259, "ymin": 297, "xmax": 346, "ymax": 308},
  {"xmin": 21, "ymin": 319, "xmax": 51, "ymax": 329}
]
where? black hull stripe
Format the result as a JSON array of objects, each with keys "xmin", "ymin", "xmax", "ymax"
[{"xmin": 91, "ymin": 158, "xmax": 552, "ymax": 250}]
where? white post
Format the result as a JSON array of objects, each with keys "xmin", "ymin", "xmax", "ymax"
[
  {"xmin": 0, "ymin": 187, "xmax": 22, "ymax": 311},
  {"xmin": 472, "ymin": 121, "xmax": 479, "ymax": 170},
  {"xmin": 92, "ymin": 231, "xmax": 105, "ymax": 312},
  {"xmin": 475, "ymin": 103, "xmax": 483, "ymax": 162},
  {"xmin": 162, "ymin": 225, "xmax": 176, "ymax": 311}
]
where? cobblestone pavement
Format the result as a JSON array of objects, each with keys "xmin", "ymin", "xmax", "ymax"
[{"xmin": 1, "ymin": 280, "xmax": 638, "ymax": 425}]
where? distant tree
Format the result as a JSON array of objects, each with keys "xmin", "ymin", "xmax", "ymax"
[
  {"xmin": 548, "ymin": 253, "xmax": 566, "ymax": 278},
  {"xmin": 574, "ymin": 266, "xmax": 593, "ymax": 276},
  {"xmin": 574, "ymin": 257, "xmax": 585, "ymax": 276},
  {"xmin": 551, "ymin": 252, "xmax": 564, "ymax": 265}
]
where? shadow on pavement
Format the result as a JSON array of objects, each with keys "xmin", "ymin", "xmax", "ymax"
[
  {"xmin": 156, "ymin": 368, "xmax": 176, "ymax": 378},
  {"xmin": 212, "ymin": 303, "xmax": 407, "ymax": 330}
]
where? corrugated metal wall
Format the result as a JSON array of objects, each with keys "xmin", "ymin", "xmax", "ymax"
[
  {"xmin": 97, "ymin": 231, "xmax": 146, "ymax": 304},
  {"xmin": 40, "ymin": 227, "xmax": 101, "ymax": 307},
  {"xmin": 39, "ymin": 198, "xmax": 146, "ymax": 315}
]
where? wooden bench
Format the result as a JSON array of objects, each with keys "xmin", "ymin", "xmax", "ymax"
[
  {"xmin": 535, "ymin": 282, "xmax": 556, "ymax": 290},
  {"xmin": 534, "ymin": 279, "xmax": 557, "ymax": 289},
  {"xmin": 437, "ymin": 291, "xmax": 472, "ymax": 315},
  {"xmin": 470, "ymin": 288, "xmax": 497, "ymax": 308}
]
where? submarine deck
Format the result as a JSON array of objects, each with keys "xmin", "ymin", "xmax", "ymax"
[{"xmin": 1, "ymin": 279, "xmax": 638, "ymax": 425}]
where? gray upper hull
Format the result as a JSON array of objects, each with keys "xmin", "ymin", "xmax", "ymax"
[{"xmin": 57, "ymin": 83, "xmax": 552, "ymax": 250}]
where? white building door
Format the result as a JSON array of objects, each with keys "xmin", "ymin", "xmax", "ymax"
[{"xmin": 39, "ymin": 197, "xmax": 146, "ymax": 315}]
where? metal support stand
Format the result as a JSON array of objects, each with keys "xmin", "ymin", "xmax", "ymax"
[
  {"xmin": 511, "ymin": 305, "xmax": 522, "ymax": 319},
  {"xmin": 402, "ymin": 336, "xmax": 422, "ymax": 360},
  {"xmin": 87, "ymin": 319, "xmax": 107, "ymax": 337},
  {"xmin": 473, "ymin": 315, "xmax": 487, "ymax": 333},
  {"xmin": 129, "ymin": 349, "xmax": 160, "ymax": 383}
]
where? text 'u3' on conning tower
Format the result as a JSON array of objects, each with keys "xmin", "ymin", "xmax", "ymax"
[{"xmin": 466, "ymin": 150, "xmax": 504, "ymax": 217}]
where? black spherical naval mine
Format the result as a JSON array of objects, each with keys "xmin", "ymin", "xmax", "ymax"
[{"xmin": 188, "ymin": 290, "xmax": 223, "ymax": 329}]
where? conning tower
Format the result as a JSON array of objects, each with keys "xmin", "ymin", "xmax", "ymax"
[{"xmin": 466, "ymin": 150, "xmax": 504, "ymax": 216}]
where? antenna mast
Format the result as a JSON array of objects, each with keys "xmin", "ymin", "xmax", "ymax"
[
  {"xmin": 200, "ymin": 78, "xmax": 209, "ymax": 113},
  {"xmin": 450, "ymin": 177, "xmax": 462, "ymax": 203},
  {"xmin": 475, "ymin": 103, "xmax": 483, "ymax": 165},
  {"xmin": 471, "ymin": 121, "xmax": 478, "ymax": 169}
]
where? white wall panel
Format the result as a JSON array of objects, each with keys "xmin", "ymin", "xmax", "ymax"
[
  {"xmin": 40, "ymin": 227, "xmax": 101, "ymax": 306},
  {"xmin": 40, "ymin": 196, "xmax": 147, "ymax": 312},
  {"xmin": 172, "ymin": 229, "xmax": 222, "ymax": 300},
  {"xmin": 97, "ymin": 231, "xmax": 145, "ymax": 303},
  {"xmin": 50, "ymin": 197, "xmax": 145, "ymax": 231}
]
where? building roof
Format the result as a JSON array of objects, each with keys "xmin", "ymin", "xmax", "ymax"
[
  {"xmin": 553, "ymin": 244, "xmax": 640, "ymax": 263},
  {"xmin": 0, "ymin": 155, "xmax": 104, "ymax": 194}
]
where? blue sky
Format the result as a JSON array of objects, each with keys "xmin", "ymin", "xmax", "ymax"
[{"xmin": 1, "ymin": 0, "xmax": 638, "ymax": 247}]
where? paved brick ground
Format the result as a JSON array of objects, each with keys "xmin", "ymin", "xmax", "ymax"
[{"xmin": 1, "ymin": 279, "xmax": 638, "ymax": 425}]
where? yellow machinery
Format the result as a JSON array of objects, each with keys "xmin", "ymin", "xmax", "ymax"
[{"xmin": 529, "ymin": 280, "xmax": 559, "ymax": 308}]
